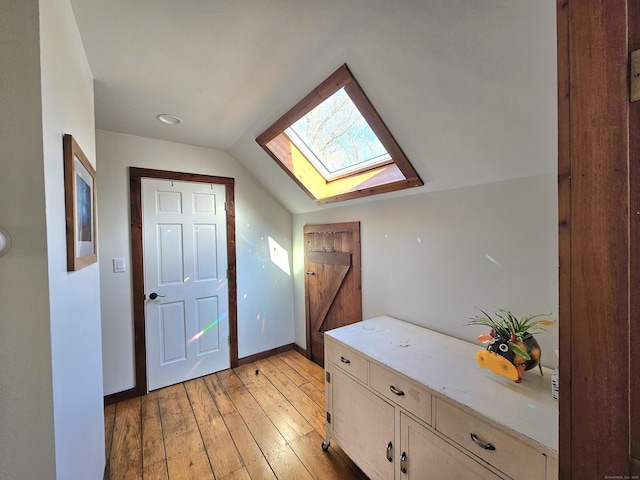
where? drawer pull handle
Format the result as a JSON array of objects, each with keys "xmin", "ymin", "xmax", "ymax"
[
  {"xmin": 470, "ymin": 433, "xmax": 496, "ymax": 451},
  {"xmin": 389, "ymin": 385, "xmax": 405, "ymax": 396},
  {"xmin": 340, "ymin": 356, "xmax": 351, "ymax": 364},
  {"xmin": 400, "ymin": 451, "xmax": 407, "ymax": 473},
  {"xmin": 386, "ymin": 441, "xmax": 393, "ymax": 462}
]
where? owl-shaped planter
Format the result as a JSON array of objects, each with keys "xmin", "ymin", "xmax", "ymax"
[
  {"xmin": 476, "ymin": 332, "xmax": 542, "ymax": 383},
  {"xmin": 468, "ymin": 309, "xmax": 554, "ymax": 383}
]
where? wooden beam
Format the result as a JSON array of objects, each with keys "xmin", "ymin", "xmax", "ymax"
[{"xmin": 558, "ymin": 0, "xmax": 630, "ymax": 477}]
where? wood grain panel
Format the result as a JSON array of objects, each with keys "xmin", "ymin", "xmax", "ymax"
[
  {"xmin": 558, "ymin": 1, "xmax": 631, "ymax": 477},
  {"xmin": 555, "ymin": 1, "xmax": 571, "ymax": 477},
  {"xmin": 304, "ymin": 222, "xmax": 361, "ymax": 366},
  {"xmin": 629, "ymin": 0, "xmax": 640, "ymax": 465}
]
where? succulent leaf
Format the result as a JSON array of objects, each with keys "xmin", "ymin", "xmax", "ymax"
[
  {"xmin": 468, "ymin": 308, "xmax": 555, "ymax": 342},
  {"xmin": 509, "ymin": 342, "xmax": 531, "ymax": 360}
]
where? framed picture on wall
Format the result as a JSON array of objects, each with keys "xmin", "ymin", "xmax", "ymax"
[{"xmin": 64, "ymin": 134, "xmax": 97, "ymax": 271}]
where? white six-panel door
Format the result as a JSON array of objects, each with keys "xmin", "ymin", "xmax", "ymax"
[{"xmin": 142, "ymin": 178, "xmax": 229, "ymax": 391}]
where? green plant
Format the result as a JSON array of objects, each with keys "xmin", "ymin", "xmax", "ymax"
[{"xmin": 467, "ymin": 308, "xmax": 554, "ymax": 360}]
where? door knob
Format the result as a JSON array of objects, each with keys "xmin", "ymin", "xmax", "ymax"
[{"xmin": 148, "ymin": 292, "xmax": 166, "ymax": 300}]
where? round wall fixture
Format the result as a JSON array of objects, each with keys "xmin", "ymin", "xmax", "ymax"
[
  {"xmin": 0, "ymin": 226, "xmax": 12, "ymax": 257},
  {"xmin": 156, "ymin": 113, "xmax": 183, "ymax": 125}
]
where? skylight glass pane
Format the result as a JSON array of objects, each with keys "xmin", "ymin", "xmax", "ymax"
[{"xmin": 286, "ymin": 88, "xmax": 389, "ymax": 178}]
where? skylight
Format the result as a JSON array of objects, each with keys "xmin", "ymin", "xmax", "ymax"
[
  {"xmin": 257, "ymin": 64, "xmax": 423, "ymax": 204},
  {"xmin": 285, "ymin": 88, "xmax": 391, "ymax": 181}
]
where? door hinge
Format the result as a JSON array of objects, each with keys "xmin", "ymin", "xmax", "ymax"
[
  {"xmin": 228, "ymin": 336, "xmax": 230, "ymax": 346},
  {"xmin": 631, "ymin": 49, "xmax": 640, "ymax": 102},
  {"xmin": 326, "ymin": 371, "xmax": 331, "ymax": 383},
  {"xmin": 326, "ymin": 412, "xmax": 331, "ymax": 424}
]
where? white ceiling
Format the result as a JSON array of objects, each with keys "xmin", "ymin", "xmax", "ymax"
[{"xmin": 70, "ymin": 0, "xmax": 557, "ymax": 214}]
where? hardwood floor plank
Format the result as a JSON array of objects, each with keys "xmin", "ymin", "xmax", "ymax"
[
  {"xmin": 219, "ymin": 467, "xmax": 252, "ymax": 480},
  {"xmin": 235, "ymin": 363, "xmax": 313, "ymax": 442},
  {"xmin": 202, "ymin": 372, "xmax": 237, "ymax": 416},
  {"xmin": 248, "ymin": 416, "xmax": 314, "ymax": 480},
  {"xmin": 142, "ymin": 391, "xmax": 167, "ymax": 469},
  {"xmin": 143, "ymin": 459, "xmax": 169, "ymax": 480},
  {"xmin": 163, "ymin": 444, "xmax": 214, "ymax": 480},
  {"xmin": 290, "ymin": 430, "xmax": 366, "ymax": 480},
  {"xmin": 255, "ymin": 358, "xmax": 327, "ymax": 434},
  {"xmin": 184, "ymin": 377, "xmax": 243, "ymax": 478},
  {"xmin": 157, "ymin": 384, "xmax": 214, "ymax": 480},
  {"xmin": 299, "ymin": 381, "xmax": 325, "ymax": 409},
  {"xmin": 222, "ymin": 410, "xmax": 278, "ymax": 480},
  {"xmin": 218, "ymin": 368, "xmax": 314, "ymax": 479},
  {"xmin": 109, "ymin": 397, "xmax": 142, "ymax": 480},
  {"xmin": 104, "ymin": 352, "xmax": 365, "ymax": 480},
  {"xmin": 216, "ymin": 369, "xmax": 266, "ymax": 424},
  {"xmin": 157, "ymin": 384, "xmax": 197, "ymax": 437},
  {"xmin": 278, "ymin": 351, "xmax": 325, "ymax": 393},
  {"xmin": 104, "ymin": 403, "xmax": 116, "ymax": 462},
  {"xmin": 267, "ymin": 354, "xmax": 308, "ymax": 386}
]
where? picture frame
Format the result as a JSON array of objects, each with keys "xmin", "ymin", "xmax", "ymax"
[{"xmin": 64, "ymin": 134, "xmax": 97, "ymax": 271}]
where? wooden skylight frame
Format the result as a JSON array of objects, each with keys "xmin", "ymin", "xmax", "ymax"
[{"xmin": 256, "ymin": 64, "xmax": 423, "ymax": 204}]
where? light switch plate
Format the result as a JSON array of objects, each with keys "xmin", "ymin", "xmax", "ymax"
[{"xmin": 113, "ymin": 258, "xmax": 126, "ymax": 273}]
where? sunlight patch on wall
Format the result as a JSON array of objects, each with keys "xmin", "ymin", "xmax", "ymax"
[{"xmin": 268, "ymin": 236, "xmax": 291, "ymax": 275}]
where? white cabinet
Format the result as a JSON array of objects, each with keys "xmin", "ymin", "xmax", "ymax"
[
  {"xmin": 328, "ymin": 366, "xmax": 395, "ymax": 480},
  {"xmin": 323, "ymin": 316, "xmax": 558, "ymax": 480},
  {"xmin": 400, "ymin": 413, "xmax": 501, "ymax": 479}
]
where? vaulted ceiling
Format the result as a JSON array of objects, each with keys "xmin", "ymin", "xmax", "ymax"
[{"xmin": 70, "ymin": 0, "xmax": 557, "ymax": 214}]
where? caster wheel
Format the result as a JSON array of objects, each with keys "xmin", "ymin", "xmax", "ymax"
[{"xmin": 321, "ymin": 441, "xmax": 330, "ymax": 451}]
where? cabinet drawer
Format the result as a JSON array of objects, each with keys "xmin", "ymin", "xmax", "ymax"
[
  {"xmin": 401, "ymin": 413, "xmax": 502, "ymax": 480},
  {"xmin": 370, "ymin": 363, "xmax": 432, "ymax": 425},
  {"xmin": 435, "ymin": 399, "xmax": 546, "ymax": 480},
  {"xmin": 326, "ymin": 339, "xmax": 369, "ymax": 384}
]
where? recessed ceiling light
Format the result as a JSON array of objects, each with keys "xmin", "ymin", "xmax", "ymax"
[{"xmin": 156, "ymin": 113, "xmax": 183, "ymax": 125}]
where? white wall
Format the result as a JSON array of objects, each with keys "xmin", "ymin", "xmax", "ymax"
[
  {"xmin": 39, "ymin": 0, "xmax": 105, "ymax": 478},
  {"xmin": 293, "ymin": 174, "xmax": 559, "ymax": 369},
  {"xmin": 0, "ymin": 1, "xmax": 57, "ymax": 478},
  {"xmin": 0, "ymin": 1, "xmax": 104, "ymax": 478},
  {"xmin": 97, "ymin": 130, "xmax": 294, "ymax": 395}
]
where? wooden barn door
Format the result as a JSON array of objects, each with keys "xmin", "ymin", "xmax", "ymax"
[{"xmin": 304, "ymin": 222, "xmax": 361, "ymax": 366}]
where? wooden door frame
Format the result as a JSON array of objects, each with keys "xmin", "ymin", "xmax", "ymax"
[
  {"xmin": 304, "ymin": 221, "xmax": 362, "ymax": 361},
  {"xmin": 128, "ymin": 167, "xmax": 238, "ymax": 399},
  {"xmin": 558, "ymin": 0, "xmax": 637, "ymax": 476}
]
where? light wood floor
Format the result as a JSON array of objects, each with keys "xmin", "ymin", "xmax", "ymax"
[{"xmin": 104, "ymin": 351, "xmax": 368, "ymax": 480}]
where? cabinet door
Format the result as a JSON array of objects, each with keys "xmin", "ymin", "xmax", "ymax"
[
  {"xmin": 329, "ymin": 365, "xmax": 395, "ymax": 480},
  {"xmin": 400, "ymin": 414, "xmax": 502, "ymax": 480}
]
